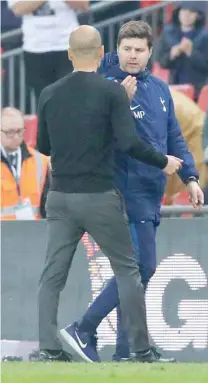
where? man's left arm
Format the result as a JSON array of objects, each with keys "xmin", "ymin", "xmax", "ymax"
[
  {"xmin": 37, "ymin": 88, "xmax": 51, "ymax": 156},
  {"xmin": 167, "ymin": 93, "xmax": 204, "ymax": 208},
  {"xmin": 40, "ymin": 167, "xmax": 50, "ymax": 218}
]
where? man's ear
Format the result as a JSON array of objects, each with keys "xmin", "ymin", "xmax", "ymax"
[
  {"xmin": 68, "ymin": 48, "xmax": 73, "ymax": 61},
  {"xmin": 99, "ymin": 45, "xmax": 104, "ymax": 59},
  {"xmin": 149, "ymin": 47, "xmax": 153, "ymax": 59}
]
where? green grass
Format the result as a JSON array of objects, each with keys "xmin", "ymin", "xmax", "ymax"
[{"xmin": 2, "ymin": 363, "xmax": 208, "ymax": 383}]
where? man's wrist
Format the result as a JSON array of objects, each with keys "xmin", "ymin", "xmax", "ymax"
[{"xmin": 185, "ymin": 176, "xmax": 200, "ymax": 185}]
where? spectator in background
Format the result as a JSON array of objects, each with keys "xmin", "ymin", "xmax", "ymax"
[
  {"xmin": 8, "ymin": 1, "xmax": 89, "ymax": 102},
  {"xmin": 165, "ymin": 89, "xmax": 206, "ymax": 204},
  {"xmin": 1, "ymin": 1, "xmax": 22, "ymax": 108},
  {"xmin": 157, "ymin": 1, "xmax": 208, "ymax": 99},
  {"xmin": 1, "ymin": 107, "xmax": 49, "ymax": 220},
  {"xmin": 1, "ymin": 0, "xmax": 21, "ymax": 39},
  {"xmin": 202, "ymin": 111, "xmax": 208, "ymax": 204}
]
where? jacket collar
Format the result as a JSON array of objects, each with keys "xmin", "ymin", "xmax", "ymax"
[
  {"xmin": 21, "ymin": 141, "xmax": 31, "ymax": 161},
  {"xmin": 1, "ymin": 141, "xmax": 31, "ymax": 166}
]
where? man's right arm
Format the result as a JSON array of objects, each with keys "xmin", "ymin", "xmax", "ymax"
[
  {"xmin": 110, "ymin": 82, "xmax": 183, "ymax": 174},
  {"xmin": 110, "ymin": 83, "xmax": 168, "ymax": 169}
]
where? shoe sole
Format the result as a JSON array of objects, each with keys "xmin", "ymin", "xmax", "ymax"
[{"xmin": 60, "ymin": 329, "xmax": 93, "ymax": 363}]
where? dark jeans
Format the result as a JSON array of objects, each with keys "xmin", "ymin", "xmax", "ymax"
[{"xmin": 79, "ymin": 220, "xmax": 158, "ymax": 357}]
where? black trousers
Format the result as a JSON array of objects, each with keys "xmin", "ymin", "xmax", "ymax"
[{"xmin": 24, "ymin": 50, "xmax": 73, "ymax": 103}]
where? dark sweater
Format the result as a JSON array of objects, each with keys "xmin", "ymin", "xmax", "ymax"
[{"xmin": 37, "ymin": 71, "xmax": 167, "ymax": 193}]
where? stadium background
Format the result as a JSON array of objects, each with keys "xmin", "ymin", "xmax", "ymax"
[{"xmin": 1, "ymin": 0, "xmax": 208, "ymax": 363}]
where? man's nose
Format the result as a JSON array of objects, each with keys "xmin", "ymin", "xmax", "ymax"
[{"xmin": 130, "ymin": 50, "xmax": 137, "ymax": 58}]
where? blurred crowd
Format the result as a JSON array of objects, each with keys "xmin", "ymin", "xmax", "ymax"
[
  {"xmin": 1, "ymin": 0, "xmax": 208, "ymax": 220},
  {"xmin": 156, "ymin": 1, "xmax": 208, "ymax": 99}
]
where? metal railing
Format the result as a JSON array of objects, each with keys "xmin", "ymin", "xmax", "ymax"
[
  {"xmin": 160, "ymin": 205, "xmax": 208, "ymax": 216},
  {"xmin": 94, "ymin": 1, "xmax": 169, "ymax": 51},
  {"xmin": 1, "ymin": 1, "xmax": 171, "ymax": 114},
  {"xmin": 1, "ymin": 1, "xmax": 125, "ymax": 43},
  {"xmin": 1, "ymin": 0, "xmax": 125, "ymax": 113}
]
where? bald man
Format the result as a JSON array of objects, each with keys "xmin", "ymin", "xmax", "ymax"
[
  {"xmin": 1, "ymin": 107, "xmax": 50, "ymax": 220},
  {"xmin": 36, "ymin": 25, "xmax": 180, "ymax": 362}
]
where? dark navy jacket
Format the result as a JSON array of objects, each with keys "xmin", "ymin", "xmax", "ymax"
[{"xmin": 99, "ymin": 52, "xmax": 198, "ymax": 223}]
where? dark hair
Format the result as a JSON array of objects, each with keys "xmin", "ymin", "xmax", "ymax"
[
  {"xmin": 117, "ymin": 21, "xmax": 153, "ymax": 49},
  {"xmin": 172, "ymin": 6, "xmax": 206, "ymax": 29}
]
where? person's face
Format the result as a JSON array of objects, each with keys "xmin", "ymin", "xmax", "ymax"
[
  {"xmin": 1, "ymin": 114, "xmax": 25, "ymax": 151},
  {"xmin": 179, "ymin": 8, "xmax": 198, "ymax": 28},
  {"xmin": 117, "ymin": 37, "xmax": 152, "ymax": 74}
]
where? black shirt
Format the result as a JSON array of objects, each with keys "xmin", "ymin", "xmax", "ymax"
[{"xmin": 37, "ymin": 71, "xmax": 167, "ymax": 193}]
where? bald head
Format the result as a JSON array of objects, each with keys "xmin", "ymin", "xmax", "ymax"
[
  {"xmin": 69, "ymin": 25, "xmax": 102, "ymax": 60},
  {"xmin": 1, "ymin": 106, "xmax": 24, "ymax": 121}
]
